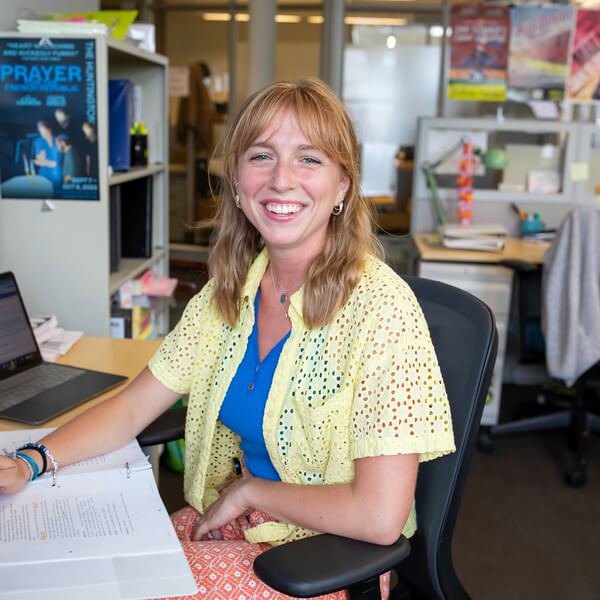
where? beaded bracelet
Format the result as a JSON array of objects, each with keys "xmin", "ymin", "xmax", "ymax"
[
  {"xmin": 17, "ymin": 445, "xmax": 47, "ymax": 475},
  {"xmin": 15, "ymin": 452, "xmax": 39, "ymax": 481},
  {"xmin": 17, "ymin": 443, "xmax": 59, "ymax": 475}
]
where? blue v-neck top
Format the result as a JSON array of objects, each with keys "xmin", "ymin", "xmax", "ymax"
[{"xmin": 218, "ymin": 290, "xmax": 289, "ymax": 481}]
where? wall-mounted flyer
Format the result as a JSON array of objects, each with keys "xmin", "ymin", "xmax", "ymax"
[
  {"xmin": 448, "ymin": 4, "xmax": 510, "ymax": 102},
  {"xmin": 0, "ymin": 37, "xmax": 99, "ymax": 200},
  {"xmin": 567, "ymin": 9, "xmax": 600, "ymax": 102},
  {"xmin": 508, "ymin": 5, "xmax": 574, "ymax": 102}
]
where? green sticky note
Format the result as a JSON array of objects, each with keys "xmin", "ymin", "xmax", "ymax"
[{"xmin": 570, "ymin": 162, "xmax": 589, "ymax": 182}]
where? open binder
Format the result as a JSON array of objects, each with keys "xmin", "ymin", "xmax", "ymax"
[{"xmin": 0, "ymin": 429, "xmax": 197, "ymax": 600}]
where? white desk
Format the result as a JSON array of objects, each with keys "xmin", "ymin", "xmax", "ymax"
[{"xmin": 412, "ymin": 233, "xmax": 549, "ymax": 425}]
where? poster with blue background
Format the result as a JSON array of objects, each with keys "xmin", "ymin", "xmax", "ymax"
[{"xmin": 0, "ymin": 37, "xmax": 99, "ymax": 200}]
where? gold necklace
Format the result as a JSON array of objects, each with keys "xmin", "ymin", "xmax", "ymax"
[{"xmin": 269, "ymin": 265, "xmax": 305, "ymax": 320}]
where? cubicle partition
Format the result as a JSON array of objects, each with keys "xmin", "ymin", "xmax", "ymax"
[
  {"xmin": 410, "ymin": 117, "xmax": 599, "ymax": 426},
  {"xmin": 411, "ymin": 117, "xmax": 597, "ymax": 236}
]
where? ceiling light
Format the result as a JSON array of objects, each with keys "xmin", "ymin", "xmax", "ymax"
[
  {"xmin": 307, "ymin": 15, "xmax": 324, "ymax": 24},
  {"xmin": 345, "ymin": 16, "xmax": 407, "ymax": 26},
  {"xmin": 203, "ymin": 13, "xmax": 231, "ymax": 21},
  {"xmin": 275, "ymin": 14, "xmax": 301, "ymax": 23},
  {"xmin": 235, "ymin": 13, "xmax": 250, "ymax": 22},
  {"xmin": 429, "ymin": 25, "xmax": 444, "ymax": 38},
  {"xmin": 386, "ymin": 34, "xmax": 397, "ymax": 49}
]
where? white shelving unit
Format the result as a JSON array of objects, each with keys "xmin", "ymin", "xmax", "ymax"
[{"xmin": 0, "ymin": 33, "xmax": 169, "ymax": 337}]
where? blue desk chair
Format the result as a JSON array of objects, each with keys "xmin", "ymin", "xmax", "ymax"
[{"xmin": 138, "ymin": 276, "xmax": 498, "ymax": 600}]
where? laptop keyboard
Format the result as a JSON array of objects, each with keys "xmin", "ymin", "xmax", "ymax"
[{"xmin": 0, "ymin": 363, "xmax": 84, "ymax": 411}]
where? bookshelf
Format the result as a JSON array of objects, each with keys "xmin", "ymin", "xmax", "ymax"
[{"xmin": 0, "ymin": 33, "xmax": 169, "ymax": 337}]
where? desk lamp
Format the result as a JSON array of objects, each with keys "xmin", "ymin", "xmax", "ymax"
[{"xmin": 422, "ymin": 138, "xmax": 508, "ymax": 225}]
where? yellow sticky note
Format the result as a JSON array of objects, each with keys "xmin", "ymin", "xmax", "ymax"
[{"xmin": 570, "ymin": 163, "xmax": 589, "ymax": 181}]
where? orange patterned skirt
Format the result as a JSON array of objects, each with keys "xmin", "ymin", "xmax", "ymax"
[{"xmin": 156, "ymin": 506, "xmax": 390, "ymax": 600}]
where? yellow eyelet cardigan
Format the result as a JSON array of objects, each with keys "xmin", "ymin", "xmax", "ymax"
[{"xmin": 148, "ymin": 249, "xmax": 455, "ymax": 545}]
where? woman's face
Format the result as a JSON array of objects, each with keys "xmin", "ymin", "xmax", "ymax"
[
  {"xmin": 237, "ymin": 109, "xmax": 349, "ymax": 258},
  {"xmin": 37, "ymin": 123, "xmax": 51, "ymax": 138}
]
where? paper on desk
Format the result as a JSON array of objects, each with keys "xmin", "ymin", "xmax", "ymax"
[
  {"xmin": 0, "ymin": 468, "xmax": 178, "ymax": 560},
  {"xmin": 0, "ymin": 428, "xmax": 149, "ymax": 479},
  {"xmin": 40, "ymin": 329, "xmax": 83, "ymax": 362},
  {"xmin": 0, "ymin": 429, "xmax": 197, "ymax": 600},
  {"xmin": 0, "ymin": 468, "xmax": 196, "ymax": 599}
]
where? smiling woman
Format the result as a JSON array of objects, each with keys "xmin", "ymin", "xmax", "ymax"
[
  {"xmin": 210, "ymin": 78, "xmax": 376, "ymax": 330},
  {"xmin": 0, "ymin": 78, "xmax": 455, "ymax": 600}
]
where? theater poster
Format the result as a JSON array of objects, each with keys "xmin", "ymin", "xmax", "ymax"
[
  {"xmin": 448, "ymin": 4, "xmax": 509, "ymax": 102},
  {"xmin": 0, "ymin": 37, "xmax": 99, "ymax": 200},
  {"xmin": 567, "ymin": 9, "xmax": 600, "ymax": 102},
  {"xmin": 508, "ymin": 6, "xmax": 574, "ymax": 102}
]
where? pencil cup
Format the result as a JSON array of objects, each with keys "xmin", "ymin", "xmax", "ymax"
[{"xmin": 519, "ymin": 218, "xmax": 545, "ymax": 237}]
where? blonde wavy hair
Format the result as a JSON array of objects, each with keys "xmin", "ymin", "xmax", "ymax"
[{"xmin": 209, "ymin": 77, "xmax": 380, "ymax": 329}]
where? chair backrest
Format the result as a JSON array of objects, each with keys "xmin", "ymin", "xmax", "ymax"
[{"xmin": 395, "ymin": 276, "xmax": 498, "ymax": 600}]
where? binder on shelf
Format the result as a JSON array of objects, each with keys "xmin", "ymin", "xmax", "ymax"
[
  {"xmin": 132, "ymin": 305, "xmax": 153, "ymax": 339},
  {"xmin": 108, "ymin": 79, "xmax": 133, "ymax": 171},
  {"xmin": 109, "ymin": 185, "xmax": 121, "ymax": 273},
  {"xmin": 110, "ymin": 306, "xmax": 132, "ymax": 338},
  {"xmin": 0, "ymin": 428, "xmax": 197, "ymax": 600},
  {"xmin": 121, "ymin": 175, "xmax": 153, "ymax": 258}
]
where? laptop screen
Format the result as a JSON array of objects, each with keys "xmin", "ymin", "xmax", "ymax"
[{"xmin": 0, "ymin": 273, "xmax": 40, "ymax": 377}]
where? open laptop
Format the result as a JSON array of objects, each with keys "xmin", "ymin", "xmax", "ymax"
[{"xmin": 0, "ymin": 271, "xmax": 127, "ymax": 425}]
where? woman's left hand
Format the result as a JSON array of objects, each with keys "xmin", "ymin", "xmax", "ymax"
[{"xmin": 192, "ymin": 476, "xmax": 255, "ymax": 541}]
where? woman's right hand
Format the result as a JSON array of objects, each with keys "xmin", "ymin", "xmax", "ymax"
[{"xmin": 0, "ymin": 455, "xmax": 29, "ymax": 495}]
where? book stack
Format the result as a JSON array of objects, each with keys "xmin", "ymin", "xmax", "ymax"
[
  {"xmin": 439, "ymin": 223, "xmax": 508, "ymax": 252},
  {"xmin": 111, "ymin": 269, "xmax": 178, "ymax": 339},
  {"xmin": 30, "ymin": 315, "xmax": 82, "ymax": 362}
]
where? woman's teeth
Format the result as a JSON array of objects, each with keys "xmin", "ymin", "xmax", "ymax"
[{"xmin": 266, "ymin": 203, "xmax": 302, "ymax": 215}]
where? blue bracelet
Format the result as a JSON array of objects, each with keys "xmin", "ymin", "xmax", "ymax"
[
  {"xmin": 17, "ymin": 442, "xmax": 58, "ymax": 475},
  {"xmin": 16, "ymin": 443, "xmax": 47, "ymax": 475},
  {"xmin": 15, "ymin": 451, "xmax": 40, "ymax": 481}
]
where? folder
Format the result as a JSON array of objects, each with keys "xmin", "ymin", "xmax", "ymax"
[{"xmin": 109, "ymin": 79, "xmax": 132, "ymax": 171}]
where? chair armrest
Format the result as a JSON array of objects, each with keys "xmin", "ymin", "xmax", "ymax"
[
  {"xmin": 137, "ymin": 406, "xmax": 187, "ymax": 446},
  {"xmin": 253, "ymin": 533, "xmax": 410, "ymax": 598}
]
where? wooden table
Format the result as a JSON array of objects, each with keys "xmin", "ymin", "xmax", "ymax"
[
  {"xmin": 412, "ymin": 232, "xmax": 549, "ymax": 265},
  {"xmin": 0, "ymin": 337, "xmax": 161, "ymax": 432}
]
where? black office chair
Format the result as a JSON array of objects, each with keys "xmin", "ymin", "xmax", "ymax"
[{"xmin": 138, "ymin": 276, "xmax": 498, "ymax": 600}]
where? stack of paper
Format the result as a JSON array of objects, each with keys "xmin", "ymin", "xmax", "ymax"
[
  {"xmin": 439, "ymin": 223, "xmax": 508, "ymax": 252},
  {"xmin": 30, "ymin": 315, "xmax": 83, "ymax": 362}
]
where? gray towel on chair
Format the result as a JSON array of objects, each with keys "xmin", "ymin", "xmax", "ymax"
[{"xmin": 542, "ymin": 205, "xmax": 600, "ymax": 386}]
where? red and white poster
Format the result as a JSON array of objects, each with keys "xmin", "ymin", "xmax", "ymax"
[
  {"xmin": 567, "ymin": 9, "xmax": 600, "ymax": 101},
  {"xmin": 448, "ymin": 4, "xmax": 510, "ymax": 102}
]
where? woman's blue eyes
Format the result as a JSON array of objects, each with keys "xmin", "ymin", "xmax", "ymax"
[{"xmin": 249, "ymin": 154, "xmax": 321, "ymax": 165}]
